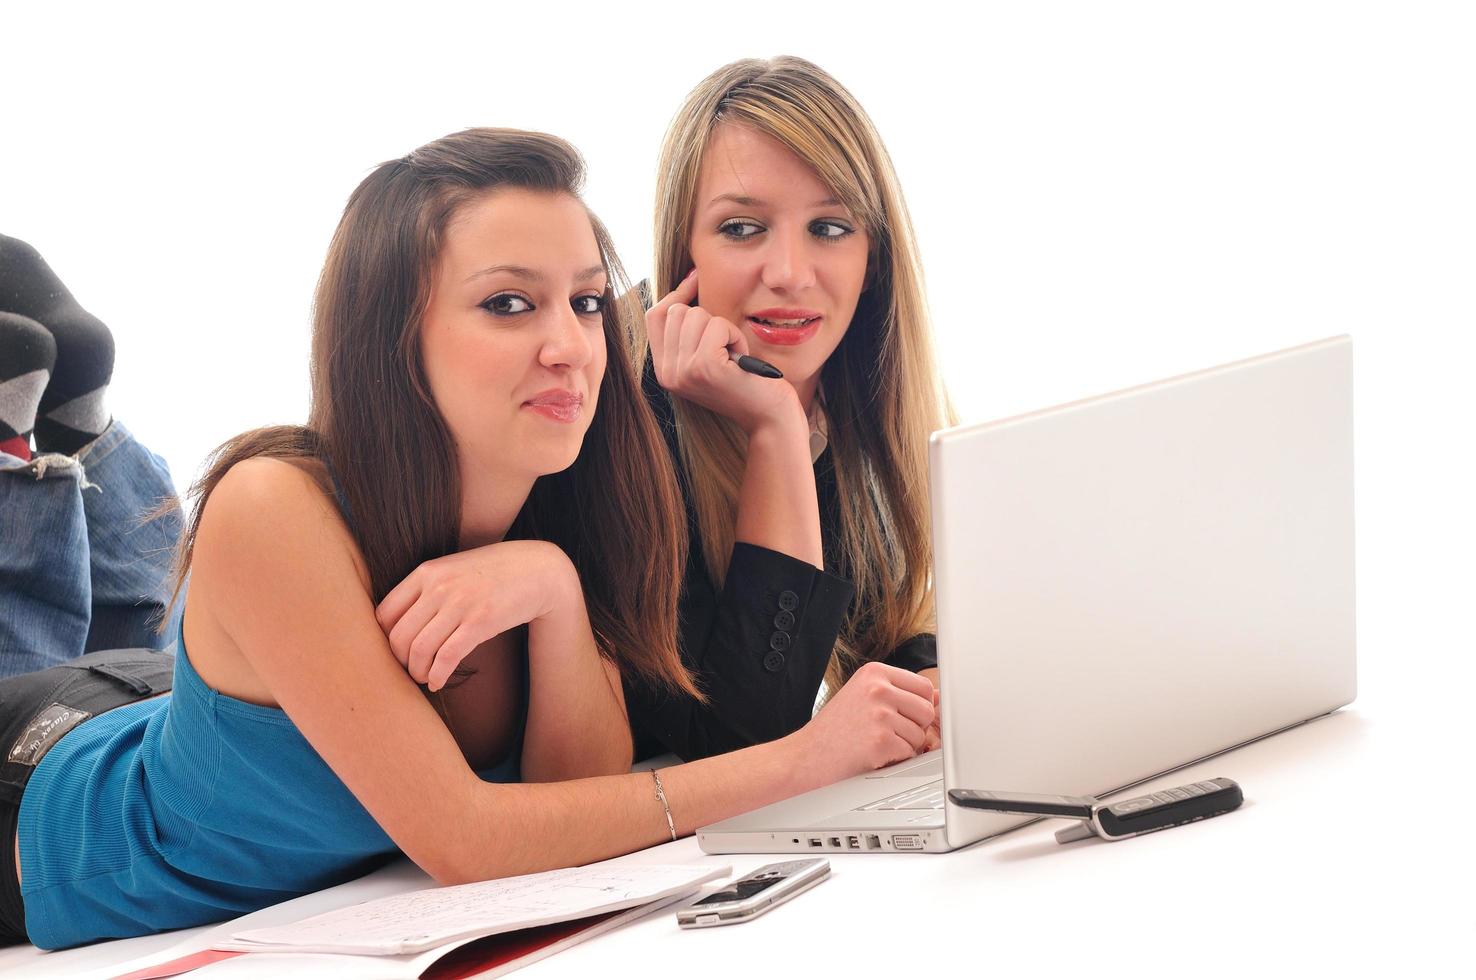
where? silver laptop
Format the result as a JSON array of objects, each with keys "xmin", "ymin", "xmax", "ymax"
[{"xmin": 699, "ymin": 336, "xmax": 1356, "ymax": 854}]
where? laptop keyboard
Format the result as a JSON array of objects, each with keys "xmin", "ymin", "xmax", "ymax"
[{"xmin": 855, "ymin": 778, "xmax": 945, "ymax": 811}]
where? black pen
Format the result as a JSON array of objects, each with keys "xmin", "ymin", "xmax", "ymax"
[{"xmin": 733, "ymin": 353, "xmax": 783, "ymax": 379}]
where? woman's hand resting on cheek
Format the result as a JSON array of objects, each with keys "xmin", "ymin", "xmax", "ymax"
[
  {"xmin": 792, "ymin": 661, "xmax": 939, "ymax": 783},
  {"xmin": 648, "ymin": 269, "xmax": 803, "ymax": 435},
  {"xmin": 376, "ymin": 540, "xmax": 580, "ymax": 692}
]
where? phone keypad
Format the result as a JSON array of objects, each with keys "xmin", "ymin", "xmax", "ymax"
[{"xmin": 1107, "ymin": 780, "xmax": 1225, "ymax": 816}]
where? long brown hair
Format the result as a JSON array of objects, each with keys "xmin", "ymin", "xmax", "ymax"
[
  {"xmin": 650, "ymin": 58, "xmax": 954, "ymax": 696},
  {"xmin": 169, "ymin": 128, "xmax": 700, "ymax": 699}
]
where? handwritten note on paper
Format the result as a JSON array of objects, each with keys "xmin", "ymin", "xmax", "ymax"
[{"xmin": 217, "ymin": 863, "xmax": 730, "ymax": 956}]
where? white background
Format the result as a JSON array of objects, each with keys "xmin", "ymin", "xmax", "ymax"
[{"xmin": 4, "ymin": 0, "xmax": 1473, "ymax": 968}]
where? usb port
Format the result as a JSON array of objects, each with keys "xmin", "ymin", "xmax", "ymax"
[
  {"xmin": 845, "ymin": 835, "xmax": 861, "ymax": 849},
  {"xmin": 826, "ymin": 837, "xmax": 841, "ymax": 848},
  {"xmin": 891, "ymin": 834, "xmax": 924, "ymax": 850},
  {"xmin": 807, "ymin": 838, "xmax": 823, "ymax": 848},
  {"xmin": 865, "ymin": 834, "xmax": 881, "ymax": 850}
]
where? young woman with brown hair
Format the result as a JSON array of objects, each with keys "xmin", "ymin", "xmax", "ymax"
[
  {"xmin": 0, "ymin": 127, "xmax": 933, "ymax": 950},
  {"xmin": 626, "ymin": 57, "xmax": 954, "ymax": 761}
]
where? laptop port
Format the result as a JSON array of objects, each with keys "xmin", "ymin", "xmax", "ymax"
[
  {"xmin": 807, "ymin": 838, "xmax": 823, "ymax": 848},
  {"xmin": 891, "ymin": 834, "xmax": 924, "ymax": 850},
  {"xmin": 845, "ymin": 835, "xmax": 861, "ymax": 849},
  {"xmin": 865, "ymin": 834, "xmax": 881, "ymax": 850},
  {"xmin": 827, "ymin": 837, "xmax": 841, "ymax": 848}
]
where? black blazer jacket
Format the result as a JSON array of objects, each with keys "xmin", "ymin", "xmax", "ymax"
[{"xmin": 624, "ymin": 360, "xmax": 937, "ymax": 761}]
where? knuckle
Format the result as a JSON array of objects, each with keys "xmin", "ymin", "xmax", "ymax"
[
  {"xmin": 408, "ymin": 635, "xmax": 436, "ymax": 664},
  {"xmin": 387, "ymin": 623, "xmax": 408, "ymax": 652}
]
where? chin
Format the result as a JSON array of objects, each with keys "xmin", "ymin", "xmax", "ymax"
[
  {"xmin": 529, "ymin": 438, "xmax": 587, "ymax": 478},
  {"xmin": 762, "ymin": 348, "xmax": 826, "ymax": 382}
]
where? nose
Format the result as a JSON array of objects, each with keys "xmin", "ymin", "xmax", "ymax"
[
  {"xmin": 539, "ymin": 302, "xmax": 596, "ymax": 371},
  {"xmin": 759, "ymin": 225, "xmax": 817, "ymax": 294}
]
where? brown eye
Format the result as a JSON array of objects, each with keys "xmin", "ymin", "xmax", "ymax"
[
  {"xmin": 572, "ymin": 294, "xmax": 606, "ymax": 316},
  {"xmin": 480, "ymin": 293, "xmax": 533, "ymax": 316}
]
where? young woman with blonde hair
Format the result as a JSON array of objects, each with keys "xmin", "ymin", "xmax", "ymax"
[
  {"xmin": 626, "ymin": 56, "xmax": 954, "ymax": 761},
  {"xmin": 0, "ymin": 127, "xmax": 929, "ymax": 950}
]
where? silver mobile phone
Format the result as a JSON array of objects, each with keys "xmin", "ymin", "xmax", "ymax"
[{"xmin": 676, "ymin": 859, "xmax": 830, "ymax": 928}]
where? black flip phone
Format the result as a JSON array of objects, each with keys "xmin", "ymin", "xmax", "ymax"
[{"xmin": 949, "ymin": 778, "xmax": 1243, "ymax": 841}]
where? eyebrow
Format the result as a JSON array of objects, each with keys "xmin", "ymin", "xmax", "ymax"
[
  {"xmin": 465, "ymin": 263, "xmax": 608, "ymax": 284},
  {"xmin": 704, "ymin": 193, "xmax": 843, "ymax": 210}
]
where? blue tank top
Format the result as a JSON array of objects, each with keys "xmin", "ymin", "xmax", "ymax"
[{"xmin": 17, "ymin": 625, "xmax": 522, "ymax": 950}]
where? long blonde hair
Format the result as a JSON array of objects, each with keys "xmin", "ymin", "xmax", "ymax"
[{"xmin": 649, "ymin": 57, "xmax": 954, "ymax": 695}]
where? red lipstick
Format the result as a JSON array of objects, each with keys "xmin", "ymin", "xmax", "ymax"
[{"xmin": 747, "ymin": 308, "xmax": 822, "ymax": 347}]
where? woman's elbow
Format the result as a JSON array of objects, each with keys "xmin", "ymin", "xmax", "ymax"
[
  {"xmin": 426, "ymin": 863, "xmax": 488, "ymax": 888},
  {"xmin": 415, "ymin": 839, "xmax": 507, "ymax": 887}
]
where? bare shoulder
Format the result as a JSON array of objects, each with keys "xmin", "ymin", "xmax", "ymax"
[
  {"xmin": 195, "ymin": 457, "xmax": 363, "ymax": 575},
  {"xmin": 203, "ymin": 456, "xmax": 336, "ymax": 530},
  {"xmin": 184, "ymin": 456, "xmax": 374, "ymax": 702}
]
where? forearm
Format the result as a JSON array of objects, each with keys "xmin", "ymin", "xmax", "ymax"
[
  {"xmin": 438, "ymin": 732, "xmax": 812, "ymax": 885},
  {"xmin": 734, "ymin": 414, "xmax": 823, "ymax": 568},
  {"xmin": 439, "ymin": 656, "xmax": 941, "ymax": 885},
  {"xmin": 520, "ymin": 599, "xmax": 632, "ymax": 782}
]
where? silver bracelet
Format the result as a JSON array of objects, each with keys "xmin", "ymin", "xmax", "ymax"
[{"xmin": 650, "ymin": 769, "xmax": 677, "ymax": 842}]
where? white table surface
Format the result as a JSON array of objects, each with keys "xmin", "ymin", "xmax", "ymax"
[{"xmin": 3, "ymin": 690, "xmax": 1469, "ymax": 979}]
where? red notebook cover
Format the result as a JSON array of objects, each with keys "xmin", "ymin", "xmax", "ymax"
[{"xmin": 112, "ymin": 909, "xmax": 625, "ymax": 980}]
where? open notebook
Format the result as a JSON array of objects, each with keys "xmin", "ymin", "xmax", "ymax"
[{"xmin": 113, "ymin": 862, "xmax": 729, "ymax": 979}]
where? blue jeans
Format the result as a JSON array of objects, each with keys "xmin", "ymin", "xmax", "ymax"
[{"xmin": 0, "ymin": 421, "xmax": 183, "ymax": 677}]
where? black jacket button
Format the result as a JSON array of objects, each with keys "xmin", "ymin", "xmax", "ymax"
[
  {"xmin": 769, "ymin": 630, "xmax": 792, "ymax": 651},
  {"xmin": 763, "ymin": 650, "xmax": 786, "ymax": 673},
  {"xmin": 774, "ymin": 610, "xmax": 795, "ymax": 630},
  {"xmin": 778, "ymin": 590, "xmax": 799, "ymax": 612}
]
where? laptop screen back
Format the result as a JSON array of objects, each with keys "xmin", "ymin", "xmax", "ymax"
[{"xmin": 932, "ymin": 337, "xmax": 1356, "ymax": 849}]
